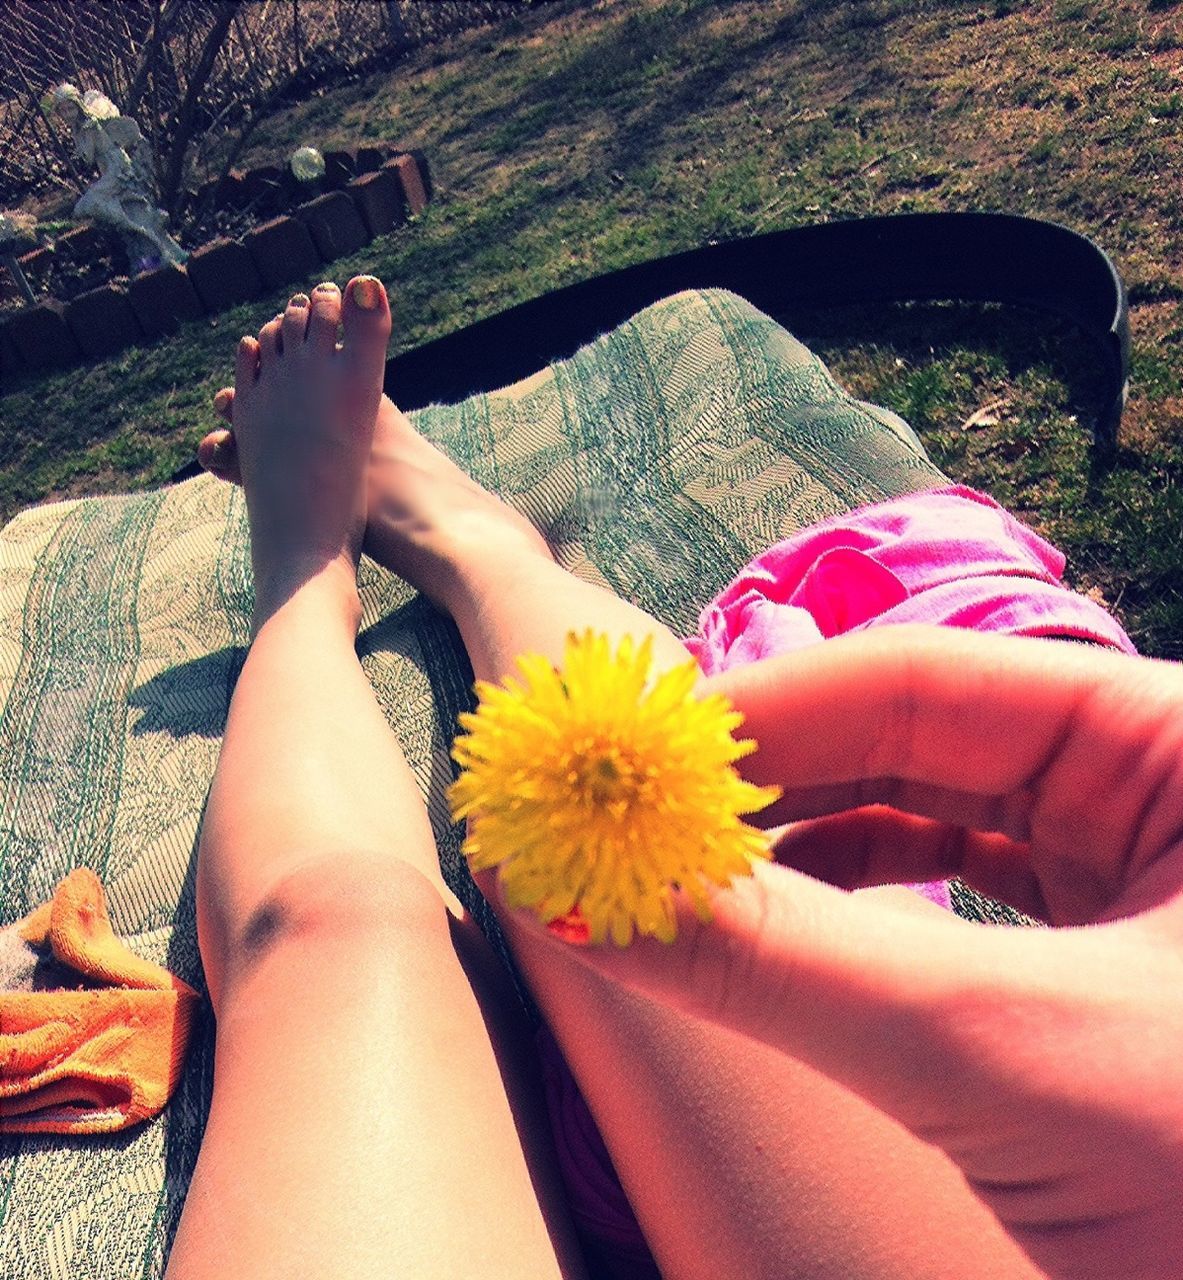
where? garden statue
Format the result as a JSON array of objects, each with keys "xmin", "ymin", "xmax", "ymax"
[{"xmin": 48, "ymin": 83, "xmax": 187, "ymax": 270}]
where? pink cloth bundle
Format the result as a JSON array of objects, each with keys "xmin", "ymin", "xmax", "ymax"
[
  {"xmin": 543, "ymin": 485, "xmax": 1135, "ymax": 1274},
  {"xmin": 685, "ymin": 484, "xmax": 1135, "ymax": 673}
]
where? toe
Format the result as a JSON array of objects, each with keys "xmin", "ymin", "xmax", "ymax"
[
  {"xmin": 235, "ymin": 335, "xmax": 260, "ymax": 393},
  {"xmin": 197, "ymin": 429, "xmax": 242, "ymax": 484},
  {"xmin": 213, "ymin": 386, "xmax": 234, "ymax": 423},
  {"xmin": 341, "ymin": 276, "xmax": 392, "ymax": 383},
  {"xmin": 307, "ymin": 281, "xmax": 342, "ymax": 352},
  {"xmin": 282, "ymin": 292, "xmax": 311, "ymax": 351},
  {"xmin": 258, "ymin": 314, "xmax": 283, "ymax": 364}
]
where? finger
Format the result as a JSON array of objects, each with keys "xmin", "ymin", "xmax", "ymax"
[
  {"xmin": 713, "ymin": 626, "xmax": 1183, "ymax": 920},
  {"xmin": 196, "ymin": 428, "xmax": 242, "ymax": 484},
  {"xmin": 858, "ymin": 882, "xmax": 960, "ymax": 919},
  {"xmin": 768, "ymin": 807, "xmax": 1049, "ymax": 920},
  {"xmin": 753, "ymin": 771, "xmax": 1040, "ymax": 839}
]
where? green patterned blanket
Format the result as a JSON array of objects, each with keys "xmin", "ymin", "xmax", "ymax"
[{"xmin": 0, "ymin": 288, "xmax": 948, "ymax": 1277}]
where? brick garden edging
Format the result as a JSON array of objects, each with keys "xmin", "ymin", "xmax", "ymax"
[{"xmin": 0, "ymin": 150, "xmax": 431, "ymax": 380}]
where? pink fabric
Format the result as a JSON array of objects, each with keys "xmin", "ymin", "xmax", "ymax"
[
  {"xmin": 541, "ymin": 485, "xmax": 1135, "ymax": 1271},
  {"xmin": 685, "ymin": 485, "xmax": 1136, "ymax": 674},
  {"xmin": 536, "ymin": 1026, "xmax": 662, "ymax": 1277}
]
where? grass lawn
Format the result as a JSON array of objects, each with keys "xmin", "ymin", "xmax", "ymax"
[{"xmin": 2, "ymin": 0, "xmax": 1182, "ymax": 653}]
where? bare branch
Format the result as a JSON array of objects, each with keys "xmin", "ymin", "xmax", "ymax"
[
  {"xmin": 125, "ymin": 0, "xmax": 184, "ymax": 118},
  {"xmin": 159, "ymin": 2, "xmax": 239, "ymax": 213}
]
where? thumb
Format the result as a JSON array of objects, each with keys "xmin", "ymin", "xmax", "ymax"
[
  {"xmin": 559, "ymin": 860, "xmax": 989, "ymax": 1120},
  {"xmin": 531, "ymin": 859, "xmax": 1162, "ymax": 1157}
]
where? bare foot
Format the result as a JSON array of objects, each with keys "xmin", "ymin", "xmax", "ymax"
[
  {"xmin": 230, "ymin": 277, "xmax": 392, "ymax": 630},
  {"xmin": 201, "ymin": 360, "xmax": 550, "ymax": 615}
]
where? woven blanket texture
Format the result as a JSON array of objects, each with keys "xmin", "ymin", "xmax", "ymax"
[{"xmin": 0, "ymin": 288, "xmax": 954, "ymax": 1277}]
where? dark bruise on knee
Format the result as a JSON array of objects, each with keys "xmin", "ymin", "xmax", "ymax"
[
  {"xmin": 241, "ymin": 898, "xmax": 288, "ymax": 961},
  {"xmin": 232, "ymin": 852, "xmax": 450, "ymax": 979}
]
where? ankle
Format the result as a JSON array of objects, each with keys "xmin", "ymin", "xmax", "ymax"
[
  {"xmin": 251, "ymin": 557, "xmax": 362, "ymax": 638},
  {"xmin": 365, "ymin": 499, "xmax": 554, "ymax": 599}
]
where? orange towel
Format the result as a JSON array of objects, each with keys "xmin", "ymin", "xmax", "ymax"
[{"xmin": 0, "ymin": 868, "xmax": 199, "ymax": 1135}]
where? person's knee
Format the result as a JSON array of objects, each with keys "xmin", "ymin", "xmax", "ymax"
[{"xmin": 228, "ymin": 852, "xmax": 451, "ymax": 984}]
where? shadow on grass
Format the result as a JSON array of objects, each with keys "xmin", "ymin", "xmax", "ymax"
[
  {"xmin": 785, "ymin": 299, "xmax": 1115, "ymax": 437},
  {"xmin": 434, "ymin": 0, "xmax": 904, "ymax": 192}
]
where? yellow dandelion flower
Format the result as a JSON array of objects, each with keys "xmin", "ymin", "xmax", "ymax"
[{"xmin": 448, "ymin": 630, "xmax": 781, "ymax": 946}]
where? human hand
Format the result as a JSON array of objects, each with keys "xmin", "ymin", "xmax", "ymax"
[{"xmin": 517, "ymin": 626, "xmax": 1183, "ymax": 1280}]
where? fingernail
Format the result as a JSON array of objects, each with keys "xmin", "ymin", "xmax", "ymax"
[
  {"xmin": 545, "ymin": 910, "xmax": 591, "ymax": 946},
  {"xmin": 314, "ymin": 280, "xmax": 339, "ymax": 293},
  {"xmin": 288, "ymin": 292, "xmax": 309, "ymax": 307},
  {"xmin": 351, "ymin": 276, "xmax": 383, "ymax": 311}
]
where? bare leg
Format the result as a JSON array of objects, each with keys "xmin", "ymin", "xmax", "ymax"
[
  {"xmin": 199, "ymin": 389, "xmax": 1040, "ymax": 1277},
  {"xmin": 167, "ymin": 282, "xmax": 585, "ymax": 1280}
]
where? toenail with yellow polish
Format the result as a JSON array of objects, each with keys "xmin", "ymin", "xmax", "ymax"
[
  {"xmin": 289, "ymin": 293, "xmax": 309, "ymax": 307},
  {"xmin": 213, "ymin": 389, "xmax": 232, "ymax": 412},
  {"xmin": 314, "ymin": 281, "xmax": 339, "ymax": 293},
  {"xmin": 351, "ymin": 276, "xmax": 383, "ymax": 310}
]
